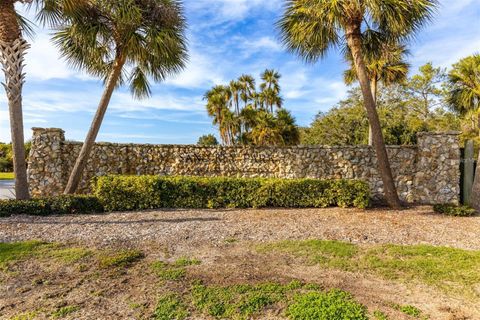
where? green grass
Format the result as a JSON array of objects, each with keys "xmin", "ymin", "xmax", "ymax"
[
  {"xmin": 257, "ymin": 240, "xmax": 480, "ymax": 297},
  {"xmin": 154, "ymin": 294, "xmax": 189, "ymax": 320},
  {"xmin": 0, "ymin": 172, "xmax": 14, "ymax": 180},
  {"xmin": 286, "ymin": 290, "xmax": 369, "ymax": 320},
  {"xmin": 152, "ymin": 258, "xmax": 201, "ymax": 281},
  {"xmin": 373, "ymin": 310, "xmax": 389, "ymax": 320},
  {"xmin": 50, "ymin": 306, "xmax": 80, "ymax": 318},
  {"xmin": 98, "ymin": 250, "xmax": 144, "ymax": 268}
]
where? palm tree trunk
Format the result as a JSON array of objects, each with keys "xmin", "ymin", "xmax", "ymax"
[
  {"xmin": 346, "ymin": 23, "xmax": 402, "ymax": 209},
  {"xmin": 64, "ymin": 55, "xmax": 126, "ymax": 194},
  {"xmin": 0, "ymin": 0, "xmax": 30, "ymax": 200},
  {"xmin": 368, "ymin": 78, "xmax": 378, "ymax": 146}
]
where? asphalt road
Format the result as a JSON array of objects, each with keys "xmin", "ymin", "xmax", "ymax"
[{"xmin": 0, "ymin": 180, "xmax": 15, "ymax": 199}]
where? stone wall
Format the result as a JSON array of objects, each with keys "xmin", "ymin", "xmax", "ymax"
[{"xmin": 27, "ymin": 128, "xmax": 461, "ymax": 204}]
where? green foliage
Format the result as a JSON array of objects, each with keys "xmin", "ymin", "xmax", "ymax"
[
  {"xmin": 373, "ymin": 310, "xmax": 389, "ymax": 320},
  {"xmin": 301, "ymin": 80, "xmax": 460, "ymax": 146},
  {"xmin": 152, "ymin": 258, "xmax": 201, "ymax": 281},
  {"xmin": 205, "ymin": 70, "xmax": 300, "ymax": 146},
  {"xmin": 259, "ymin": 240, "xmax": 480, "ymax": 298},
  {"xmin": 396, "ymin": 304, "xmax": 422, "ymax": 318},
  {"xmin": 257, "ymin": 240, "xmax": 357, "ymax": 269},
  {"xmin": 93, "ymin": 175, "xmax": 371, "ymax": 212},
  {"xmin": 0, "ymin": 142, "xmax": 30, "ymax": 172},
  {"xmin": 50, "ymin": 0, "xmax": 188, "ymax": 99},
  {"xmin": 192, "ymin": 282, "xmax": 289, "ymax": 319},
  {"xmin": 51, "ymin": 306, "xmax": 80, "ymax": 318},
  {"xmin": 0, "ymin": 195, "xmax": 104, "ymax": 217},
  {"xmin": 99, "ymin": 250, "xmax": 144, "ymax": 268},
  {"xmin": 154, "ymin": 294, "xmax": 189, "ymax": 320},
  {"xmin": 197, "ymin": 134, "xmax": 219, "ymax": 146},
  {"xmin": 286, "ymin": 290, "xmax": 369, "ymax": 320},
  {"xmin": 0, "ymin": 241, "xmax": 46, "ymax": 270},
  {"xmin": 433, "ymin": 204, "xmax": 477, "ymax": 217}
]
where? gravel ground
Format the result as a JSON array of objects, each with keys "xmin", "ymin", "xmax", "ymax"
[{"xmin": 1, "ymin": 206, "xmax": 479, "ymax": 250}]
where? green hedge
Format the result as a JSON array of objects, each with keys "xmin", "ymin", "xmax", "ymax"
[
  {"xmin": 93, "ymin": 176, "xmax": 371, "ymax": 212},
  {"xmin": 433, "ymin": 204, "xmax": 477, "ymax": 217},
  {"xmin": 0, "ymin": 195, "xmax": 104, "ymax": 217}
]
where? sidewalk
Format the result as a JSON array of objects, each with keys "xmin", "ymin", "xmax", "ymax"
[{"xmin": 0, "ymin": 180, "xmax": 15, "ymax": 199}]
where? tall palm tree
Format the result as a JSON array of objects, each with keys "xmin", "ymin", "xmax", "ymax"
[
  {"xmin": 238, "ymin": 74, "xmax": 256, "ymax": 109},
  {"xmin": 344, "ymin": 37, "xmax": 410, "ymax": 145},
  {"xmin": 260, "ymin": 69, "xmax": 282, "ymax": 113},
  {"xmin": 57, "ymin": 0, "xmax": 188, "ymax": 194},
  {"xmin": 205, "ymin": 85, "xmax": 233, "ymax": 144},
  {"xmin": 0, "ymin": 0, "xmax": 84, "ymax": 199},
  {"xmin": 277, "ymin": 0, "xmax": 437, "ymax": 209}
]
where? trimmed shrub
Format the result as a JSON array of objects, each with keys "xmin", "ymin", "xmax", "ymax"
[
  {"xmin": 433, "ymin": 204, "xmax": 477, "ymax": 217},
  {"xmin": 93, "ymin": 175, "xmax": 371, "ymax": 212},
  {"xmin": 0, "ymin": 195, "xmax": 104, "ymax": 217}
]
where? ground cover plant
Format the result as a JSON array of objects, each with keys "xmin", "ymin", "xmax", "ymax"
[
  {"xmin": 433, "ymin": 204, "xmax": 477, "ymax": 217},
  {"xmin": 93, "ymin": 175, "xmax": 371, "ymax": 211}
]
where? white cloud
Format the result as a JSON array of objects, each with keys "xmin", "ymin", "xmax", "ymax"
[{"xmin": 190, "ymin": 0, "xmax": 282, "ymax": 22}]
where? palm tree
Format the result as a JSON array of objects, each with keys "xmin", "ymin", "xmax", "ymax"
[
  {"xmin": 344, "ymin": 37, "xmax": 410, "ymax": 145},
  {"xmin": 277, "ymin": 0, "xmax": 437, "ymax": 209},
  {"xmin": 205, "ymin": 85, "xmax": 233, "ymax": 144},
  {"xmin": 260, "ymin": 69, "xmax": 282, "ymax": 113},
  {"xmin": 447, "ymin": 54, "xmax": 480, "ymax": 135},
  {"xmin": 0, "ymin": 0, "xmax": 35, "ymax": 199},
  {"xmin": 56, "ymin": 0, "xmax": 188, "ymax": 194},
  {"xmin": 238, "ymin": 74, "xmax": 256, "ymax": 108}
]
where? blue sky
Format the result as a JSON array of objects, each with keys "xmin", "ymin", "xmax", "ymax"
[{"xmin": 1, "ymin": 0, "xmax": 479, "ymax": 144}]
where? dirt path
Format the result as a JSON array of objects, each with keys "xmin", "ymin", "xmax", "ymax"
[{"xmin": 1, "ymin": 206, "xmax": 479, "ymax": 251}]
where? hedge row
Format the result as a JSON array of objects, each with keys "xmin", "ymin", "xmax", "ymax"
[
  {"xmin": 93, "ymin": 175, "xmax": 371, "ymax": 212},
  {"xmin": 0, "ymin": 195, "xmax": 104, "ymax": 217}
]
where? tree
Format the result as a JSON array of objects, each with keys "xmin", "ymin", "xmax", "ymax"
[
  {"xmin": 260, "ymin": 69, "xmax": 283, "ymax": 113},
  {"xmin": 197, "ymin": 134, "xmax": 219, "ymax": 146},
  {"xmin": 277, "ymin": 0, "xmax": 438, "ymax": 208},
  {"xmin": 0, "ymin": 0, "xmax": 34, "ymax": 199},
  {"xmin": 405, "ymin": 62, "xmax": 447, "ymax": 121},
  {"xmin": 344, "ymin": 37, "xmax": 410, "ymax": 145},
  {"xmin": 447, "ymin": 55, "xmax": 480, "ymax": 136},
  {"xmin": 205, "ymin": 70, "xmax": 299, "ymax": 147},
  {"xmin": 56, "ymin": 0, "xmax": 188, "ymax": 194}
]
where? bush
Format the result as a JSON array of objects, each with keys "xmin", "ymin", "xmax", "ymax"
[
  {"xmin": 433, "ymin": 204, "xmax": 477, "ymax": 217},
  {"xmin": 93, "ymin": 175, "xmax": 371, "ymax": 212},
  {"xmin": 0, "ymin": 195, "xmax": 104, "ymax": 217}
]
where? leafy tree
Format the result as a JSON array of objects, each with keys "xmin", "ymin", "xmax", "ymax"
[
  {"xmin": 56, "ymin": 0, "xmax": 188, "ymax": 194},
  {"xmin": 197, "ymin": 134, "xmax": 219, "ymax": 146},
  {"xmin": 301, "ymin": 85, "xmax": 460, "ymax": 146},
  {"xmin": 404, "ymin": 62, "xmax": 447, "ymax": 121},
  {"xmin": 277, "ymin": 0, "xmax": 438, "ymax": 208}
]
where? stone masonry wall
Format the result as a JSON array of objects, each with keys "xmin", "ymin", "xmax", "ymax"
[{"xmin": 27, "ymin": 128, "xmax": 461, "ymax": 204}]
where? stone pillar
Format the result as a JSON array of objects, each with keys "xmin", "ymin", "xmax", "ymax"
[
  {"xmin": 27, "ymin": 128, "xmax": 66, "ymax": 197},
  {"xmin": 414, "ymin": 132, "xmax": 461, "ymax": 204}
]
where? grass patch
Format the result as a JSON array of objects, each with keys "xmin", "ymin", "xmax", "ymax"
[
  {"xmin": 373, "ymin": 310, "xmax": 389, "ymax": 320},
  {"xmin": 0, "ymin": 172, "xmax": 14, "ymax": 180},
  {"xmin": 0, "ymin": 241, "xmax": 49, "ymax": 271},
  {"xmin": 286, "ymin": 289, "xmax": 369, "ymax": 320},
  {"xmin": 47, "ymin": 247, "xmax": 92, "ymax": 263},
  {"xmin": 9, "ymin": 311, "xmax": 38, "ymax": 320},
  {"xmin": 152, "ymin": 258, "xmax": 201, "ymax": 281},
  {"xmin": 99, "ymin": 250, "xmax": 144, "ymax": 268},
  {"xmin": 154, "ymin": 294, "xmax": 189, "ymax": 320},
  {"xmin": 51, "ymin": 305, "xmax": 80, "ymax": 318},
  {"xmin": 258, "ymin": 240, "xmax": 480, "ymax": 297}
]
